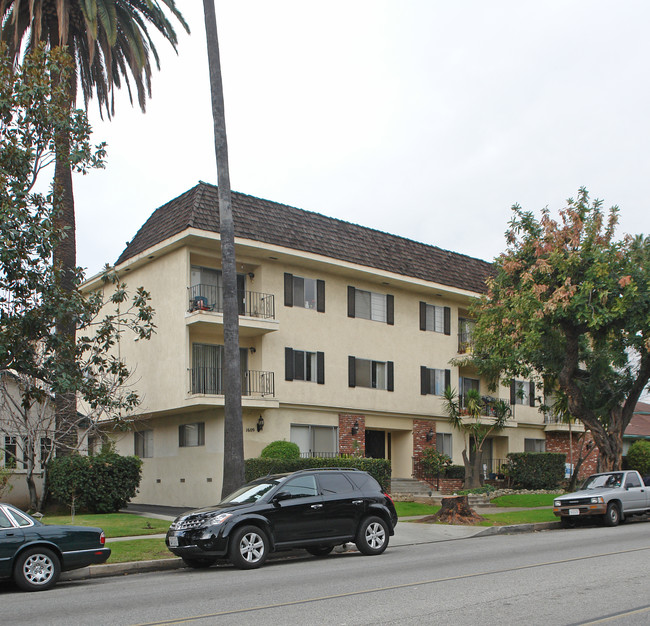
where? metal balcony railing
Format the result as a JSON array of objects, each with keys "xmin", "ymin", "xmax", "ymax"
[
  {"xmin": 188, "ymin": 284, "xmax": 275, "ymax": 320},
  {"xmin": 189, "ymin": 367, "xmax": 275, "ymax": 397}
]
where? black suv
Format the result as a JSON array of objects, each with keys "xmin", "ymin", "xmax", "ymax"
[{"xmin": 166, "ymin": 468, "xmax": 398, "ymax": 569}]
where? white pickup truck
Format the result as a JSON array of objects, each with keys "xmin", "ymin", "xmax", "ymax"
[{"xmin": 553, "ymin": 470, "xmax": 650, "ymax": 527}]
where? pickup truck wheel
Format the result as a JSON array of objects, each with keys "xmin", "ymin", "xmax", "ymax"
[{"xmin": 604, "ymin": 502, "xmax": 621, "ymax": 527}]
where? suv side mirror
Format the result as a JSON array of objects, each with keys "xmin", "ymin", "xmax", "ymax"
[{"xmin": 272, "ymin": 491, "xmax": 291, "ymax": 503}]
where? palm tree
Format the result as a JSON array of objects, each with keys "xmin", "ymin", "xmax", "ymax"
[
  {"xmin": 201, "ymin": 0, "xmax": 244, "ymax": 496},
  {"xmin": 0, "ymin": 1, "xmax": 189, "ymax": 449}
]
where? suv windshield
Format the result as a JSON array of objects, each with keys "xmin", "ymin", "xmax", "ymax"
[
  {"xmin": 221, "ymin": 480, "xmax": 281, "ymax": 505},
  {"xmin": 582, "ymin": 473, "xmax": 623, "ymax": 490}
]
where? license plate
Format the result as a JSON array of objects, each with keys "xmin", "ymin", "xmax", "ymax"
[
  {"xmin": 169, "ymin": 535, "xmax": 179, "ymax": 547},
  {"xmin": 569, "ymin": 509, "xmax": 580, "ymax": 516}
]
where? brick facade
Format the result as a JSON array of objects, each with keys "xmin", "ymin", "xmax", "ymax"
[
  {"xmin": 545, "ymin": 431, "xmax": 598, "ymax": 478},
  {"xmin": 339, "ymin": 414, "xmax": 365, "ymax": 456},
  {"xmin": 412, "ymin": 419, "xmax": 436, "ymax": 459}
]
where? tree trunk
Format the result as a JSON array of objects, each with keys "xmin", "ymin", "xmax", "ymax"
[
  {"xmin": 203, "ymin": 0, "xmax": 244, "ymax": 497},
  {"xmin": 53, "ymin": 72, "xmax": 79, "ymax": 456},
  {"xmin": 462, "ymin": 448, "xmax": 483, "ymax": 489}
]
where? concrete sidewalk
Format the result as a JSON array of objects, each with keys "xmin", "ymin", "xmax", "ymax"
[{"xmin": 61, "ymin": 509, "xmax": 560, "ymax": 582}]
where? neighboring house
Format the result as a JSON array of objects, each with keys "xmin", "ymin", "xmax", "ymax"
[
  {"xmin": 623, "ymin": 401, "xmax": 650, "ymax": 455},
  {"xmin": 86, "ymin": 182, "xmax": 572, "ymax": 507},
  {"xmin": 0, "ymin": 371, "xmax": 54, "ymax": 508}
]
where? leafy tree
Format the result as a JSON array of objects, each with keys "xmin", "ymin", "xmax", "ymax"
[
  {"xmin": 468, "ymin": 188, "xmax": 650, "ymax": 471},
  {"xmin": 202, "ymin": 1, "xmax": 244, "ymax": 496},
  {"xmin": 419, "ymin": 447, "xmax": 452, "ymax": 477},
  {"xmin": 443, "ymin": 387, "xmax": 510, "ymax": 488},
  {"xmin": 0, "ymin": 46, "xmax": 155, "ymax": 510},
  {"xmin": 1, "ymin": 0, "xmax": 188, "ymax": 448}
]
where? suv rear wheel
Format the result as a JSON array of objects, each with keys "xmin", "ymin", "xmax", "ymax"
[
  {"xmin": 229, "ymin": 525, "xmax": 269, "ymax": 569},
  {"xmin": 356, "ymin": 516, "xmax": 389, "ymax": 555}
]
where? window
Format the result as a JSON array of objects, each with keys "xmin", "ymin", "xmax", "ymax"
[
  {"xmin": 291, "ymin": 425, "xmax": 338, "ymax": 457},
  {"xmin": 191, "ymin": 344, "xmax": 249, "ymax": 395},
  {"xmin": 625, "ymin": 473, "xmax": 642, "ymax": 488},
  {"xmin": 419, "ymin": 302, "xmax": 451, "ymax": 335},
  {"xmin": 420, "ymin": 367, "xmax": 450, "ymax": 396},
  {"xmin": 284, "ymin": 273, "xmax": 325, "ymax": 311},
  {"xmin": 437, "ymin": 433, "xmax": 453, "ymax": 457},
  {"xmin": 0, "ymin": 509, "xmax": 12, "ymax": 529},
  {"xmin": 458, "ymin": 317, "xmax": 475, "ymax": 352},
  {"xmin": 190, "ymin": 267, "xmax": 246, "ymax": 314},
  {"xmin": 135, "ymin": 430, "xmax": 154, "ymax": 458},
  {"xmin": 3, "ymin": 436, "xmax": 18, "ymax": 469},
  {"xmin": 511, "ymin": 380, "xmax": 535, "ymax": 407},
  {"xmin": 348, "ymin": 356, "xmax": 394, "ymax": 391},
  {"xmin": 318, "ymin": 473, "xmax": 355, "ymax": 494},
  {"xmin": 179, "ymin": 422, "xmax": 205, "ymax": 447},
  {"xmin": 282, "ymin": 474, "xmax": 318, "ymax": 498},
  {"xmin": 285, "ymin": 348, "xmax": 325, "ymax": 384},
  {"xmin": 459, "ymin": 377, "xmax": 480, "ymax": 406},
  {"xmin": 524, "ymin": 438, "xmax": 545, "ymax": 453},
  {"xmin": 348, "ymin": 287, "xmax": 394, "ymax": 324}
]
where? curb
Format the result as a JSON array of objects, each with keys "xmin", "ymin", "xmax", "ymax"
[{"xmin": 474, "ymin": 521, "xmax": 562, "ymax": 537}]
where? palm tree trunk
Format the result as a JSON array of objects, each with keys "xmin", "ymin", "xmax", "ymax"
[
  {"xmin": 53, "ymin": 72, "xmax": 79, "ymax": 456},
  {"xmin": 202, "ymin": 0, "xmax": 245, "ymax": 497}
]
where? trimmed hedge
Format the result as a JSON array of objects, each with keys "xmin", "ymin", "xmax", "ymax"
[
  {"xmin": 626, "ymin": 440, "xmax": 650, "ymax": 476},
  {"xmin": 260, "ymin": 440, "xmax": 301, "ymax": 460},
  {"xmin": 245, "ymin": 457, "xmax": 391, "ymax": 492},
  {"xmin": 48, "ymin": 452, "xmax": 142, "ymax": 514},
  {"xmin": 506, "ymin": 452, "xmax": 565, "ymax": 490}
]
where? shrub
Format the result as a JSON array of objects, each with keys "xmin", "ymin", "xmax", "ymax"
[
  {"xmin": 457, "ymin": 484, "xmax": 496, "ymax": 496},
  {"xmin": 419, "ymin": 448, "xmax": 451, "ymax": 476},
  {"xmin": 444, "ymin": 465, "xmax": 466, "ymax": 479},
  {"xmin": 48, "ymin": 452, "xmax": 142, "ymax": 514},
  {"xmin": 626, "ymin": 440, "xmax": 650, "ymax": 476},
  {"xmin": 245, "ymin": 457, "xmax": 391, "ymax": 492},
  {"xmin": 260, "ymin": 441, "xmax": 301, "ymax": 460},
  {"xmin": 506, "ymin": 452, "xmax": 565, "ymax": 490}
]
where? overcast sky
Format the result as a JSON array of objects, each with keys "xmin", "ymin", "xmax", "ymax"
[{"xmin": 73, "ymin": 1, "xmax": 650, "ymax": 278}]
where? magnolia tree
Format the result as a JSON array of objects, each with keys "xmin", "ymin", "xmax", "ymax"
[
  {"xmin": 0, "ymin": 46, "xmax": 155, "ymax": 509},
  {"xmin": 468, "ymin": 189, "xmax": 650, "ymax": 471}
]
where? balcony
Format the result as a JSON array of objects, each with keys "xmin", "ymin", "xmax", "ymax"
[
  {"xmin": 544, "ymin": 413, "xmax": 585, "ymax": 433},
  {"xmin": 189, "ymin": 367, "xmax": 275, "ymax": 398},
  {"xmin": 186, "ymin": 285, "xmax": 278, "ymax": 336},
  {"xmin": 457, "ymin": 331, "xmax": 474, "ymax": 354}
]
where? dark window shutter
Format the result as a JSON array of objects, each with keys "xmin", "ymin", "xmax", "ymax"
[
  {"xmin": 178, "ymin": 426, "xmax": 184, "ymax": 447},
  {"xmin": 529, "ymin": 381, "xmax": 535, "ymax": 407},
  {"xmin": 444, "ymin": 307, "xmax": 451, "ymax": 335},
  {"xmin": 510, "ymin": 381, "xmax": 516, "ymax": 405},
  {"xmin": 445, "ymin": 369, "xmax": 451, "ymax": 391},
  {"xmin": 317, "ymin": 351, "xmax": 325, "ymax": 384},
  {"xmin": 284, "ymin": 273, "xmax": 294, "ymax": 307},
  {"xmin": 347, "ymin": 286, "xmax": 355, "ymax": 318},
  {"xmin": 419, "ymin": 302, "xmax": 427, "ymax": 331},
  {"xmin": 348, "ymin": 356, "xmax": 356, "ymax": 387},
  {"xmin": 294, "ymin": 350, "xmax": 305, "ymax": 381},
  {"xmin": 386, "ymin": 295, "xmax": 394, "ymax": 325},
  {"xmin": 285, "ymin": 348, "xmax": 294, "ymax": 381},
  {"xmin": 387, "ymin": 361, "xmax": 394, "ymax": 392},
  {"xmin": 420, "ymin": 366, "xmax": 428, "ymax": 395},
  {"xmin": 316, "ymin": 280, "xmax": 325, "ymax": 313}
]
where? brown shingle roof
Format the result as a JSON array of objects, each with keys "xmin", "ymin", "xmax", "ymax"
[
  {"xmin": 626, "ymin": 401, "xmax": 650, "ymax": 437},
  {"xmin": 116, "ymin": 182, "xmax": 494, "ymax": 293}
]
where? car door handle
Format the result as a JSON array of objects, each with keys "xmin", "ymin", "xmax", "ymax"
[
  {"xmin": 311, "ymin": 504, "xmax": 323, "ymax": 510},
  {"xmin": 352, "ymin": 500, "xmax": 364, "ymax": 505}
]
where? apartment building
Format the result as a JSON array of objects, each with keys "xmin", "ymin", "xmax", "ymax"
[{"xmin": 87, "ymin": 182, "xmax": 561, "ymax": 507}]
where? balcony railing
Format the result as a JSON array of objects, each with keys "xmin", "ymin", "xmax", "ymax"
[
  {"xmin": 189, "ymin": 367, "xmax": 275, "ymax": 397},
  {"xmin": 458, "ymin": 331, "xmax": 474, "ymax": 354},
  {"xmin": 188, "ymin": 284, "xmax": 275, "ymax": 320},
  {"xmin": 299, "ymin": 451, "xmax": 340, "ymax": 459},
  {"xmin": 459, "ymin": 395, "xmax": 512, "ymax": 419}
]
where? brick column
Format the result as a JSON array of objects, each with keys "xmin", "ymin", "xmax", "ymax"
[
  {"xmin": 413, "ymin": 419, "xmax": 436, "ymax": 461},
  {"xmin": 545, "ymin": 432, "xmax": 598, "ymax": 478},
  {"xmin": 339, "ymin": 414, "xmax": 365, "ymax": 456}
]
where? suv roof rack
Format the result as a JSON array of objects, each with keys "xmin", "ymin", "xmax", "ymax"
[{"xmin": 293, "ymin": 467, "xmax": 363, "ymax": 473}]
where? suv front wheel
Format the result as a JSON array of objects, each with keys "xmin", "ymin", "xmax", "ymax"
[
  {"xmin": 356, "ymin": 516, "xmax": 389, "ymax": 555},
  {"xmin": 229, "ymin": 525, "xmax": 269, "ymax": 569}
]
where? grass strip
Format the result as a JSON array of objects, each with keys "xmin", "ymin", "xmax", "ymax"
[
  {"xmin": 42, "ymin": 513, "xmax": 171, "ymax": 537},
  {"xmin": 105, "ymin": 538, "xmax": 176, "ymax": 564}
]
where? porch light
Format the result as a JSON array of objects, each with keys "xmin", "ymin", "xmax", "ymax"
[
  {"xmin": 351, "ymin": 420, "xmax": 359, "ymax": 435},
  {"xmin": 426, "ymin": 428, "xmax": 434, "ymax": 442},
  {"xmin": 257, "ymin": 416, "xmax": 264, "ymax": 432}
]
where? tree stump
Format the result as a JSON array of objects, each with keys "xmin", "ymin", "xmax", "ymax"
[{"xmin": 420, "ymin": 495, "xmax": 485, "ymax": 525}]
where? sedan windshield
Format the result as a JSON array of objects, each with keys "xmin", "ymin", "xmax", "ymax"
[
  {"xmin": 581, "ymin": 473, "xmax": 623, "ymax": 490},
  {"xmin": 221, "ymin": 480, "xmax": 281, "ymax": 505}
]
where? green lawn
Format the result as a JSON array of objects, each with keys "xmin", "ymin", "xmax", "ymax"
[
  {"xmin": 479, "ymin": 508, "xmax": 557, "ymax": 526},
  {"xmin": 394, "ymin": 502, "xmax": 440, "ymax": 517},
  {"xmin": 41, "ymin": 513, "xmax": 170, "ymax": 538},
  {"xmin": 107, "ymin": 538, "xmax": 175, "ymax": 564},
  {"xmin": 489, "ymin": 493, "xmax": 558, "ymax": 508}
]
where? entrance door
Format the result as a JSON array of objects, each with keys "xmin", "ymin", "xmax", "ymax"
[{"xmin": 365, "ymin": 430, "xmax": 385, "ymax": 459}]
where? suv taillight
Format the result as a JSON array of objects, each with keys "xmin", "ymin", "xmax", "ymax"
[{"xmin": 384, "ymin": 493, "xmax": 395, "ymax": 504}]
